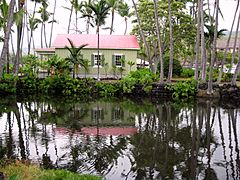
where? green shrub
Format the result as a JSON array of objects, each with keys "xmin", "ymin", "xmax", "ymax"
[
  {"xmin": 166, "ymin": 79, "xmax": 197, "ymax": 100},
  {"xmin": 0, "ymin": 74, "xmax": 18, "ymax": 94},
  {"xmin": 121, "ymin": 69, "xmax": 158, "ymax": 94},
  {"xmin": 158, "ymin": 56, "xmax": 183, "ymax": 77},
  {"xmin": 180, "ymin": 68, "xmax": 195, "ymax": 78},
  {"xmin": 95, "ymin": 82, "xmax": 121, "ymax": 97}
]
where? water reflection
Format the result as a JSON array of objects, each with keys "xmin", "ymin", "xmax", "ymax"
[{"xmin": 0, "ymin": 96, "xmax": 239, "ymax": 179}]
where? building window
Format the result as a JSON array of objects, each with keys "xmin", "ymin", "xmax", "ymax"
[
  {"xmin": 112, "ymin": 107, "xmax": 123, "ymax": 122},
  {"xmin": 92, "ymin": 53, "xmax": 103, "ymax": 67},
  {"xmin": 91, "ymin": 107, "xmax": 104, "ymax": 122},
  {"xmin": 113, "ymin": 54, "xmax": 125, "ymax": 67}
]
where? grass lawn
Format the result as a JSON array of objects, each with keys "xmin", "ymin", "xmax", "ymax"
[{"xmin": 0, "ymin": 161, "xmax": 101, "ymax": 180}]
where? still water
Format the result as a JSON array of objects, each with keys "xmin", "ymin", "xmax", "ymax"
[{"xmin": 0, "ymin": 96, "xmax": 239, "ymax": 180}]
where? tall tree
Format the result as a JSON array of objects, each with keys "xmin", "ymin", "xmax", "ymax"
[
  {"xmin": 200, "ymin": 0, "xmax": 206, "ymax": 82},
  {"xmin": 0, "ymin": 0, "xmax": 11, "ymax": 73},
  {"xmin": 117, "ymin": 2, "xmax": 131, "ymax": 35},
  {"xmin": 49, "ymin": 0, "xmax": 57, "ymax": 47},
  {"xmin": 218, "ymin": 0, "xmax": 240, "ymax": 83},
  {"xmin": 167, "ymin": 0, "xmax": 173, "ymax": 83},
  {"xmin": 82, "ymin": 0, "xmax": 92, "ymax": 34},
  {"xmin": 107, "ymin": 0, "xmax": 119, "ymax": 35},
  {"xmin": 38, "ymin": 1, "xmax": 50, "ymax": 48},
  {"xmin": 72, "ymin": 0, "xmax": 83, "ymax": 34},
  {"xmin": 153, "ymin": 0, "xmax": 164, "ymax": 82},
  {"xmin": 0, "ymin": 0, "xmax": 15, "ymax": 78},
  {"xmin": 132, "ymin": 0, "xmax": 153, "ymax": 71},
  {"xmin": 88, "ymin": 0, "xmax": 110, "ymax": 80},
  {"xmin": 195, "ymin": 0, "xmax": 201, "ymax": 80},
  {"xmin": 13, "ymin": 0, "xmax": 25, "ymax": 76},
  {"xmin": 207, "ymin": 0, "xmax": 219, "ymax": 94},
  {"xmin": 27, "ymin": 0, "xmax": 43, "ymax": 54}
]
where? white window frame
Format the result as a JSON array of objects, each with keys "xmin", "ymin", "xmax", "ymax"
[
  {"xmin": 93, "ymin": 53, "xmax": 103, "ymax": 68},
  {"xmin": 114, "ymin": 54, "xmax": 123, "ymax": 67}
]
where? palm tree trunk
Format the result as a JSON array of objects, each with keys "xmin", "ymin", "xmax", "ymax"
[
  {"xmin": 68, "ymin": 3, "xmax": 73, "ymax": 33},
  {"xmin": 200, "ymin": 0, "xmax": 207, "ymax": 82},
  {"xmin": 28, "ymin": 1, "xmax": 37, "ymax": 54},
  {"xmin": 41, "ymin": 23, "xmax": 44, "ymax": 48},
  {"xmin": 231, "ymin": 57, "xmax": 240, "ymax": 85},
  {"xmin": 0, "ymin": 0, "xmax": 15, "ymax": 78},
  {"xmin": 153, "ymin": 0, "xmax": 164, "ymax": 83},
  {"xmin": 167, "ymin": 0, "xmax": 173, "ymax": 83},
  {"xmin": 195, "ymin": 0, "xmax": 201, "ymax": 80},
  {"xmin": 124, "ymin": 17, "xmax": 127, "ymax": 35},
  {"xmin": 110, "ymin": 9, "xmax": 114, "ymax": 35},
  {"xmin": 132, "ymin": 0, "xmax": 153, "ymax": 71},
  {"xmin": 97, "ymin": 24, "xmax": 100, "ymax": 81},
  {"xmin": 230, "ymin": 9, "xmax": 240, "ymax": 70},
  {"xmin": 207, "ymin": 0, "xmax": 219, "ymax": 94},
  {"xmin": 13, "ymin": 0, "xmax": 24, "ymax": 76},
  {"xmin": 86, "ymin": 16, "xmax": 90, "ymax": 34},
  {"xmin": 44, "ymin": 23, "xmax": 48, "ymax": 47},
  {"xmin": 218, "ymin": 0, "xmax": 240, "ymax": 83},
  {"xmin": 75, "ymin": 10, "xmax": 78, "ymax": 34},
  {"xmin": 49, "ymin": 0, "xmax": 57, "ymax": 47}
]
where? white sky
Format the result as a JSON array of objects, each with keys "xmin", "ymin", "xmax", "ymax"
[{"xmin": 1, "ymin": 0, "xmax": 239, "ymax": 51}]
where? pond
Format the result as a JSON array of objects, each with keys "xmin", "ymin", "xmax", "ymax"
[{"xmin": 0, "ymin": 96, "xmax": 239, "ymax": 180}]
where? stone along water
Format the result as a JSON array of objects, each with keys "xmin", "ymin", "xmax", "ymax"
[{"xmin": 0, "ymin": 96, "xmax": 239, "ymax": 179}]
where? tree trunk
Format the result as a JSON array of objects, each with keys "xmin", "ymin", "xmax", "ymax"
[
  {"xmin": 153, "ymin": 0, "xmax": 164, "ymax": 83},
  {"xmin": 44, "ymin": 23, "xmax": 48, "ymax": 47},
  {"xmin": 207, "ymin": 0, "xmax": 219, "ymax": 94},
  {"xmin": 68, "ymin": 3, "xmax": 73, "ymax": 33},
  {"xmin": 0, "ymin": 0, "xmax": 15, "ymax": 78},
  {"xmin": 75, "ymin": 9, "xmax": 78, "ymax": 34},
  {"xmin": 49, "ymin": 0, "xmax": 57, "ymax": 47},
  {"xmin": 167, "ymin": 0, "xmax": 173, "ymax": 83},
  {"xmin": 28, "ymin": 1, "xmax": 37, "ymax": 54},
  {"xmin": 124, "ymin": 17, "xmax": 127, "ymax": 35},
  {"xmin": 132, "ymin": 0, "xmax": 153, "ymax": 71},
  {"xmin": 86, "ymin": 17, "xmax": 90, "ymax": 34},
  {"xmin": 110, "ymin": 9, "xmax": 114, "ymax": 35},
  {"xmin": 230, "ymin": 7, "xmax": 240, "ymax": 70},
  {"xmin": 13, "ymin": 0, "xmax": 24, "ymax": 76},
  {"xmin": 97, "ymin": 24, "xmax": 100, "ymax": 81},
  {"xmin": 200, "ymin": 0, "xmax": 207, "ymax": 82},
  {"xmin": 194, "ymin": 0, "xmax": 201, "ymax": 80},
  {"xmin": 217, "ymin": 0, "xmax": 239, "ymax": 83}
]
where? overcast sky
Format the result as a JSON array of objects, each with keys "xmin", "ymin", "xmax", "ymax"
[{"xmin": 3, "ymin": 0, "xmax": 240, "ymax": 51}]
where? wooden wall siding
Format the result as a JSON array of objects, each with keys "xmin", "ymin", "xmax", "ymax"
[{"xmin": 55, "ymin": 48, "xmax": 138, "ymax": 76}]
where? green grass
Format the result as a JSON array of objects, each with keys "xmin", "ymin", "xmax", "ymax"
[{"xmin": 0, "ymin": 161, "xmax": 101, "ymax": 180}]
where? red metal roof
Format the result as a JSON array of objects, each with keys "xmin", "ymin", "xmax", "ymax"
[{"xmin": 52, "ymin": 34, "xmax": 140, "ymax": 50}]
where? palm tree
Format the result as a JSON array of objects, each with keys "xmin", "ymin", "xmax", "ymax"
[
  {"xmin": 117, "ymin": 2, "xmax": 131, "ymax": 35},
  {"xmin": 88, "ymin": 0, "xmax": 110, "ymax": 80},
  {"xmin": 0, "ymin": 0, "xmax": 15, "ymax": 78},
  {"xmin": 72, "ymin": 0, "xmax": 83, "ymax": 34},
  {"xmin": 107, "ymin": 0, "xmax": 119, "ymax": 35},
  {"xmin": 218, "ymin": 0, "xmax": 240, "ymax": 83},
  {"xmin": 0, "ymin": 0, "xmax": 10, "ymax": 73},
  {"xmin": 200, "ymin": 0, "xmax": 207, "ymax": 82},
  {"xmin": 49, "ymin": 0, "xmax": 57, "ymax": 47},
  {"xmin": 82, "ymin": 0, "xmax": 93, "ymax": 34},
  {"xmin": 153, "ymin": 0, "xmax": 164, "ymax": 83},
  {"xmin": 27, "ymin": 0, "xmax": 43, "ymax": 54},
  {"xmin": 195, "ymin": 0, "xmax": 201, "ymax": 80},
  {"xmin": 38, "ymin": 1, "xmax": 50, "ymax": 48},
  {"xmin": 65, "ymin": 38, "xmax": 88, "ymax": 78},
  {"xmin": 132, "ymin": 0, "xmax": 152, "ymax": 71},
  {"xmin": 167, "ymin": 0, "xmax": 173, "ymax": 83},
  {"xmin": 13, "ymin": 0, "xmax": 25, "ymax": 76},
  {"xmin": 207, "ymin": 0, "xmax": 219, "ymax": 94}
]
